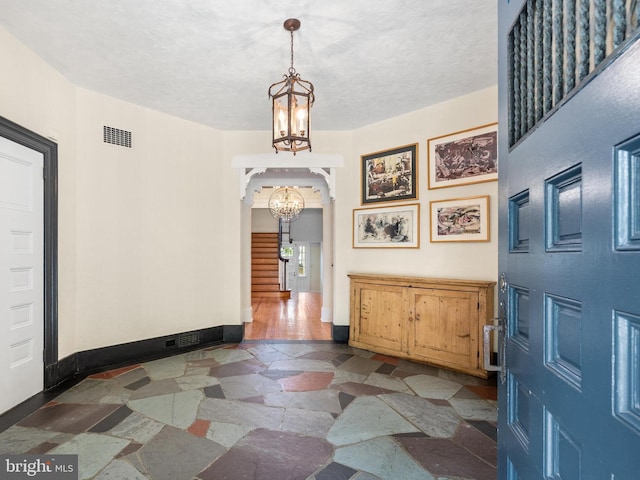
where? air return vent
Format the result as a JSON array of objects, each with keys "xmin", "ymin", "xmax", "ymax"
[
  {"xmin": 103, "ymin": 126, "xmax": 132, "ymax": 148},
  {"xmin": 178, "ymin": 332, "xmax": 200, "ymax": 348}
]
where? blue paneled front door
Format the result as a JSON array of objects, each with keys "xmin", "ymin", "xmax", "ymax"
[{"xmin": 498, "ymin": 1, "xmax": 640, "ymax": 478}]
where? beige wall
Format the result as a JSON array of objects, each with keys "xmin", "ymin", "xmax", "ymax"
[
  {"xmin": 332, "ymin": 86, "xmax": 499, "ymax": 325},
  {"xmin": 1, "ymin": 26, "xmax": 497, "ymax": 357}
]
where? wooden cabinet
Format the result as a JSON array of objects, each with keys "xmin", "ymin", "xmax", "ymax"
[{"xmin": 349, "ymin": 274, "xmax": 495, "ymax": 378}]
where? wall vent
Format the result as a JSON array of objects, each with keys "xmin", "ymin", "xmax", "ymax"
[
  {"xmin": 103, "ymin": 125, "xmax": 132, "ymax": 148},
  {"xmin": 178, "ymin": 332, "xmax": 200, "ymax": 348}
]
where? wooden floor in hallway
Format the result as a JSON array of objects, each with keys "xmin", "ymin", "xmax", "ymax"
[{"xmin": 245, "ymin": 292, "xmax": 332, "ymax": 340}]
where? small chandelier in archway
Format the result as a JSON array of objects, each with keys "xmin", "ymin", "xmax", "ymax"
[
  {"xmin": 268, "ymin": 187, "xmax": 305, "ymax": 223},
  {"xmin": 268, "ymin": 18, "xmax": 315, "ymax": 155}
]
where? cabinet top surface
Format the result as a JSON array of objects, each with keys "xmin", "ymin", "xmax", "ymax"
[{"xmin": 347, "ymin": 273, "xmax": 496, "ymax": 288}]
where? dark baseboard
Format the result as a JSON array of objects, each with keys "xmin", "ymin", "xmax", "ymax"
[
  {"xmin": 44, "ymin": 325, "xmax": 233, "ymax": 390},
  {"xmin": 332, "ymin": 324, "xmax": 349, "ymax": 343}
]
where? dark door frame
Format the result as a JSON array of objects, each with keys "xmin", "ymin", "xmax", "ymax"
[{"xmin": 0, "ymin": 115, "xmax": 59, "ymax": 389}]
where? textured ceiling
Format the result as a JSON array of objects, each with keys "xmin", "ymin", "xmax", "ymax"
[{"xmin": 0, "ymin": 0, "xmax": 497, "ymax": 131}]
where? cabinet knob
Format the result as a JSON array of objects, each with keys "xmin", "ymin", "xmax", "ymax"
[{"xmin": 408, "ymin": 317, "xmax": 414, "ymax": 322}]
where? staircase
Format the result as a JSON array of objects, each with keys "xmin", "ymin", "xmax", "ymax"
[{"xmin": 251, "ymin": 232, "xmax": 290, "ymax": 300}]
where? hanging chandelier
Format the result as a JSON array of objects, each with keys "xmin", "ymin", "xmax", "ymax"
[
  {"xmin": 268, "ymin": 18, "xmax": 315, "ymax": 155},
  {"xmin": 268, "ymin": 187, "xmax": 305, "ymax": 222}
]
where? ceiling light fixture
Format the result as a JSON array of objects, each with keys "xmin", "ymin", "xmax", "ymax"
[
  {"xmin": 268, "ymin": 18, "xmax": 315, "ymax": 155},
  {"xmin": 268, "ymin": 187, "xmax": 305, "ymax": 222}
]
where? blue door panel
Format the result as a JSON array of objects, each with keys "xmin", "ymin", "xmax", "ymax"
[{"xmin": 499, "ymin": 0, "xmax": 640, "ymax": 478}]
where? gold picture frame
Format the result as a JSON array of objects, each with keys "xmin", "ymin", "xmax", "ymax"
[
  {"xmin": 353, "ymin": 203, "xmax": 420, "ymax": 248},
  {"xmin": 427, "ymin": 123, "xmax": 498, "ymax": 189},
  {"xmin": 430, "ymin": 195, "xmax": 490, "ymax": 242}
]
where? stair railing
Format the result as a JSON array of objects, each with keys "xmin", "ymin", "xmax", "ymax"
[{"xmin": 277, "ymin": 218, "xmax": 289, "ymax": 291}]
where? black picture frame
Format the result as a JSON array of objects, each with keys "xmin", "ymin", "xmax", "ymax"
[{"xmin": 361, "ymin": 143, "xmax": 418, "ymax": 204}]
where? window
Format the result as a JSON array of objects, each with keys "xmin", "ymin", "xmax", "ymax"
[{"xmin": 297, "ymin": 244, "xmax": 306, "ymax": 277}]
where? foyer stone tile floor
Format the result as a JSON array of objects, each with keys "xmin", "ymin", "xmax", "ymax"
[{"xmin": 0, "ymin": 342, "xmax": 498, "ymax": 480}]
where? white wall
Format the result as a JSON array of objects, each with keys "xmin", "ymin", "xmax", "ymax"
[
  {"xmin": 332, "ymin": 86, "xmax": 499, "ymax": 326},
  {"xmin": 0, "ymin": 27, "xmax": 78, "ymax": 358},
  {"xmin": 1, "ymin": 26, "xmax": 497, "ymax": 357}
]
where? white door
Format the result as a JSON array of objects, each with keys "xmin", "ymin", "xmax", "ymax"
[
  {"xmin": 292, "ymin": 242, "xmax": 310, "ymax": 293},
  {"xmin": 0, "ymin": 136, "xmax": 44, "ymax": 414}
]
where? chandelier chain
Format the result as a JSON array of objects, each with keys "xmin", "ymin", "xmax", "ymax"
[{"xmin": 289, "ymin": 29, "xmax": 296, "ymax": 75}]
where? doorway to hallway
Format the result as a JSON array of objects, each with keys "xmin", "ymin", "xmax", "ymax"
[{"xmin": 244, "ymin": 292, "xmax": 332, "ymax": 340}]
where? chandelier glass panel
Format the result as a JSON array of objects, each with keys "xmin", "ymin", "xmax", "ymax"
[{"xmin": 268, "ymin": 18, "xmax": 315, "ymax": 154}]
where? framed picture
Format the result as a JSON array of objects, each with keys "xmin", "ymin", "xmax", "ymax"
[
  {"xmin": 353, "ymin": 203, "xmax": 420, "ymax": 248},
  {"xmin": 361, "ymin": 143, "xmax": 418, "ymax": 204},
  {"xmin": 430, "ymin": 195, "xmax": 490, "ymax": 242},
  {"xmin": 427, "ymin": 123, "xmax": 498, "ymax": 189}
]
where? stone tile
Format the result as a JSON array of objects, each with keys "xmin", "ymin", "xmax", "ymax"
[
  {"xmin": 89, "ymin": 364, "xmax": 141, "ymax": 380},
  {"xmin": 375, "ymin": 363, "xmax": 396, "ymax": 375},
  {"xmin": 116, "ymin": 441, "xmax": 143, "ymax": 457},
  {"xmin": 453, "ymin": 386, "xmax": 482, "ymax": 399},
  {"xmin": 271, "ymin": 343, "xmax": 321, "ymax": 357},
  {"xmin": 175, "ymin": 374, "xmax": 220, "ymax": 391},
  {"xmin": 26, "ymin": 441, "xmax": 59, "ymax": 453},
  {"xmin": 93, "ymin": 459, "xmax": 148, "ymax": 480},
  {"xmin": 139, "ymin": 425, "xmax": 226, "ymax": 480},
  {"xmin": 128, "ymin": 378, "xmax": 181, "ymax": 400},
  {"xmin": 331, "ymin": 382, "xmax": 394, "ymax": 397},
  {"xmin": 467, "ymin": 420, "xmax": 498, "ymax": 442},
  {"xmin": 0, "ymin": 426, "xmax": 62, "ymax": 454},
  {"xmin": 404, "ymin": 375, "xmax": 463, "ymax": 399},
  {"xmin": 350, "ymin": 348, "xmax": 376, "ymax": 359},
  {"xmin": 371, "ymin": 354, "xmax": 400, "ymax": 365},
  {"xmin": 364, "ymin": 372, "xmax": 411, "ymax": 393},
  {"xmin": 206, "ymin": 421, "xmax": 252, "ymax": 448},
  {"xmin": 379, "ymin": 393, "xmax": 461, "ymax": 438},
  {"xmin": 465, "ymin": 384, "xmax": 498, "ymax": 401},
  {"xmin": 280, "ymin": 407, "xmax": 335, "ymax": 438},
  {"xmin": 250, "ymin": 350, "xmax": 295, "ymax": 363},
  {"xmin": 269, "ymin": 359, "xmax": 334, "ymax": 372},
  {"xmin": 113, "ymin": 367, "xmax": 148, "ymax": 387},
  {"xmin": 128, "ymin": 390, "xmax": 203, "ymax": 428},
  {"xmin": 198, "ymin": 398, "xmax": 284, "ymax": 430},
  {"xmin": 197, "ymin": 428, "xmax": 333, "ymax": 480},
  {"xmin": 337, "ymin": 356, "xmax": 382, "ymax": 376},
  {"xmin": 453, "ymin": 422, "xmax": 497, "ymax": 467},
  {"xmin": 124, "ymin": 377, "xmax": 151, "ymax": 391},
  {"xmin": 326, "ymin": 396, "xmax": 419, "ymax": 446},
  {"xmin": 184, "ymin": 366, "xmax": 211, "ymax": 376},
  {"xmin": 142, "ymin": 355, "xmax": 186, "ymax": 381},
  {"xmin": 204, "ymin": 384, "xmax": 226, "ymax": 399},
  {"xmin": 394, "ymin": 360, "xmax": 439, "ymax": 376},
  {"xmin": 209, "ymin": 348, "xmax": 255, "ymax": 365},
  {"xmin": 331, "ymin": 369, "xmax": 367, "ymax": 385},
  {"xmin": 334, "ymin": 437, "xmax": 432, "ymax": 480},
  {"xmin": 352, "ymin": 473, "xmax": 383, "ymax": 480},
  {"xmin": 428, "ymin": 398, "xmax": 452, "ymax": 407},
  {"xmin": 219, "ymin": 373, "xmax": 282, "ymax": 399},
  {"xmin": 332, "ymin": 353, "xmax": 354, "ymax": 367},
  {"xmin": 278, "ymin": 371, "xmax": 334, "ymax": 392},
  {"xmin": 186, "ymin": 358, "xmax": 220, "ymax": 368},
  {"xmin": 53, "ymin": 379, "xmax": 124, "ymax": 404},
  {"xmin": 50, "ymin": 432, "xmax": 130, "ymax": 480},
  {"xmin": 209, "ymin": 359, "xmax": 266, "ymax": 378},
  {"xmin": 396, "ymin": 436, "xmax": 496, "ymax": 480},
  {"xmin": 108, "ymin": 412, "xmax": 165, "ymax": 443},
  {"xmin": 259, "ymin": 369, "xmax": 302, "ymax": 380},
  {"xmin": 89, "ymin": 405, "xmax": 134, "ymax": 433},
  {"xmin": 187, "ymin": 418, "xmax": 210, "ymax": 438},
  {"xmin": 299, "ymin": 351, "xmax": 340, "ymax": 362},
  {"xmin": 449, "ymin": 398, "xmax": 497, "ymax": 421},
  {"xmin": 184, "ymin": 349, "xmax": 218, "ymax": 361},
  {"xmin": 265, "ymin": 390, "xmax": 343, "ymax": 414},
  {"xmin": 18, "ymin": 403, "xmax": 120, "ymax": 434},
  {"xmin": 315, "ymin": 462, "xmax": 358, "ymax": 480},
  {"xmin": 339, "ymin": 392, "xmax": 356, "ymax": 410},
  {"xmin": 438, "ymin": 368, "xmax": 491, "ymax": 386}
]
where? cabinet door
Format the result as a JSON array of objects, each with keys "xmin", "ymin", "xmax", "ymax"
[
  {"xmin": 408, "ymin": 288, "xmax": 479, "ymax": 370},
  {"xmin": 353, "ymin": 283, "xmax": 405, "ymax": 352}
]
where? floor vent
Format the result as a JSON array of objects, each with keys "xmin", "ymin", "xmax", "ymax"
[
  {"xmin": 103, "ymin": 125, "xmax": 132, "ymax": 148},
  {"xmin": 178, "ymin": 332, "xmax": 200, "ymax": 348}
]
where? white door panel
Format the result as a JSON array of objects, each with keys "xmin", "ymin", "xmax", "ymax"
[{"xmin": 0, "ymin": 136, "xmax": 44, "ymax": 414}]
